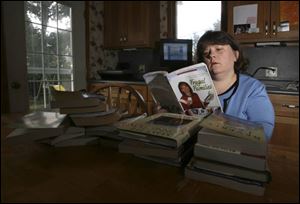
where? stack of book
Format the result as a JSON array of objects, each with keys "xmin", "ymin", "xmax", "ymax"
[
  {"xmin": 85, "ymin": 113, "xmax": 148, "ymax": 149},
  {"xmin": 50, "ymin": 86, "xmax": 107, "ymax": 114},
  {"xmin": 6, "ymin": 111, "xmax": 99, "ymax": 147},
  {"xmin": 116, "ymin": 112, "xmax": 203, "ymax": 167},
  {"xmin": 185, "ymin": 111, "xmax": 271, "ymax": 196},
  {"xmin": 49, "ymin": 86, "xmax": 122, "ymax": 126},
  {"xmin": 6, "ymin": 111, "xmax": 68, "ymax": 144},
  {"xmin": 47, "ymin": 126, "xmax": 99, "ymax": 147}
]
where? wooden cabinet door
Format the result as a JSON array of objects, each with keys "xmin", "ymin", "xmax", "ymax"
[
  {"xmin": 227, "ymin": 1, "xmax": 299, "ymax": 43},
  {"xmin": 227, "ymin": 1, "xmax": 270, "ymax": 43},
  {"xmin": 125, "ymin": 2, "xmax": 147, "ymax": 47},
  {"xmin": 268, "ymin": 94, "xmax": 299, "ymax": 151},
  {"xmin": 104, "ymin": 1, "xmax": 159, "ymax": 49},
  {"xmin": 104, "ymin": 1, "xmax": 125, "ymax": 48},
  {"xmin": 270, "ymin": 1, "xmax": 299, "ymax": 41},
  {"xmin": 126, "ymin": 2, "xmax": 160, "ymax": 48},
  {"xmin": 271, "ymin": 116, "xmax": 299, "ymax": 151}
]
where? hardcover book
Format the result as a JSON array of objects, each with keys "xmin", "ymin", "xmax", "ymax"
[
  {"xmin": 10, "ymin": 111, "xmax": 68, "ymax": 129},
  {"xmin": 135, "ymin": 144, "xmax": 194, "ymax": 167},
  {"xmin": 118, "ymin": 134, "xmax": 197, "ymax": 160},
  {"xmin": 69, "ymin": 108, "xmax": 122, "ymax": 126},
  {"xmin": 116, "ymin": 112, "xmax": 203, "ymax": 148},
  {"xmin": 59, "ymin": 102, "xmax": 107, "ymax": 114},
  {"xmin": 197, "ymin": 127, "xmax": 267, "ymax": 157},
  {"xmin": 190, "ymin": 157, "xmax": 271, "ymax": 183},
  {"xmin": 199, "ymin": 110, "xmax": 266, "ymax": 143},
  {"xmin": 50, "ymin": 126, "xmax": 86, "ymax": 145},
  {"xmin": 50, "ymin": 86, "xmax": 104, "ymax": 108},
  {"xmin": 6, "ymin": 111, "xmax": 70, "ymax": 144},
  {"xmin": 185, "ymin": 160, "xmax": 266, "ymax": 196},
  {"xmin": 193, "ymin": 143, "xmax": 266, "ymax": 171},
  {"xmin": 143, "ymin": 63, "xmax": 222, "ymax": 116}
]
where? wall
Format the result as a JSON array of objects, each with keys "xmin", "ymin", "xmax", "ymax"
[
  {"xmin": 87, "ymin": 1, "xmax": 168, "ymax": 79},
  {"xmin": 243, "ymin": 46, "xmax": 299, "ymax": 81}
]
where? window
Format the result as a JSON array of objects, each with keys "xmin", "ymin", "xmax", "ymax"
[
  {"xmin": 25, "ymin": 1, "xmax": 73, "ymax": 111},
  {"xmin": 176, "ymin": 1, "xmax": 222, "ymax": 62}
]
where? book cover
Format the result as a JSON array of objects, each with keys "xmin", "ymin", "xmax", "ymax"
[
  {"xmin": 6, "ymin": 111, "xmax": 70, "ymax": 144},
  {"xmin": 143, "ymin": 63, "xmax": 222, "ymax": 116},
  {"xmin": 53, "ymin": 137, "xmax": 99, "ymax": 147},
  {"xmin": 185, "ymin": 160, "xmax": 266, "ymax": 196},
  {"xmin": 197, "ymin": 127, "xmax": 267, "ymax": 157},
  {"xmin": 199, "ymin": 110, "xmax": 266, "ymax": 143},
  {"xmin": 10, "ymin": 111, "xmax": 68, "ymax": 129},
  {"xmin": 116, "ymin": 112, "xmax": 203, "ymax": 148},
  {"xmin": 190, "ymin": 157, "xmax": 271, "ymax": 183},
  {"xmin": 50, "ymin": 126, "xmax": 85, "ymax": 145},
  {"xmin": 69, "ymin": 109, "xmax": 122, "ymax": 126},
  {"xmin": 50, "ymin": 87, "xmax": 102, "ymax": 108},
  {"xmin": 85, "ymin": 125, "xmax": 121, "ymax": 140},
  {"xmin": 134, "ymin": 144, "xmax": 194, "ymax": 167},
  {"xmin": 193, "ymin": 143, "xmax": 266, "ymax": 171},
  {"xmin": 6, "ymin": 127, "xmax": 66, "ymax": 145},
  {"xmin": 59, "ymin": 102, "xmax": 107, "ymax": 114},
  {"xmin": 118, "ymin": 135, "xmax": 196, "ymax": 160}
]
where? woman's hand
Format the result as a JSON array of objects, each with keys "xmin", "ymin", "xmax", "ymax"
[{"xmin": 153, "ymin": 103, "xmax": 168, "ymax": 114}]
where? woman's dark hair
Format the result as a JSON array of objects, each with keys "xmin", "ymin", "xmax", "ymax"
[
  {"xmin": 196, "ymin": 30, "xmax": 249, "ymax": 72},
  {"xmin": 178, "ymin": 82, "xmax": 193, "ymax": 96}
]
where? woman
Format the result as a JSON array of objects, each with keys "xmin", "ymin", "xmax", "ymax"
[
  {"xmin": 178, "ymin": 81, "xmax": 208, "ymax": 111},
  {"xmin": 196, "ymin": 30, "xmax": 275, "ymax": 140}
]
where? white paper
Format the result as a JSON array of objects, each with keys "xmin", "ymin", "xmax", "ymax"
[{"xmin": 233, "ymin": 4, "xmax": 257, "ymax": 26}]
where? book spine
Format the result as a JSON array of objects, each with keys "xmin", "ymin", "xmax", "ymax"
[
  {"xmin": 185, "ymin": 166, "xmax": 265, "ymax": 196},
  {"xmin": 194, "ymin": 144, "xmax": 266, "ymax": 171},
  {"xmin": 197, "ymin": 133, "xmax": 267, "ymax": 156}
]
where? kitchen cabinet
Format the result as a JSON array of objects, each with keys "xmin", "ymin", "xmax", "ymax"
[
  {"xmin": 268, "ymin": 94, "xmax": 299, "ymax": 151},
  {"xmin": 104, "ymin": 1, "xmax": 160, "ymax": 49},
  {"xmin": 227, "ymin": 1, "xmax": 299, "ymax": 43}
]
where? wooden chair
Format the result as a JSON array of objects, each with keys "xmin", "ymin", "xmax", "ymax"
[{"xmin": 90, "ymin": 83, "xmax": 148, "ymax": 119}]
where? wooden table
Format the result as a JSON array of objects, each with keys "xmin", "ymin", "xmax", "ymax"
[{"xmin": 1, "ymin": 114, "xmax": 299, "ymax": 202}]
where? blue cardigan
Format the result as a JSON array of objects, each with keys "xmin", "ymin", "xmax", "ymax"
[{"xmin": 218, "ymin": 74, "xmax": 275, "ymax": 141}]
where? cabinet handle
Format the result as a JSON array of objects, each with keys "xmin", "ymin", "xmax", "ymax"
[
  {"xmin": 265, "ymin": 22, "xmax": 269, "ymax": 36},
  {"xmin": 282, "ymin": 104, "xmax": 299, "ymax": 109},
  {"xmin": 272, "ymin": 22, "xmax": 277, "ymax": 35}
]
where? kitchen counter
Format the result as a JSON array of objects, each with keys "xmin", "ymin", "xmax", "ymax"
[
  {"xmin": 266, "ymin": 88, "xmax": 299, "ymax": 95},
  {"xmin": 262, "ymin": 79, "xmax": 299, "ymax": 95}
]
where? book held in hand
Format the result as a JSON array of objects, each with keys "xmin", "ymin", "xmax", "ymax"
[{"xmin": 143, "ymin": 63, "xmax": 222, "ymax": 116}]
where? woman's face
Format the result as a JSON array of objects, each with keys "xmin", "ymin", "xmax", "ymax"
[
  {"xmin": 180, "ymin": 84, "xmax": 191, "ymax": 96},
  {"xmin": 203, "ymin": 44, "xmax": 239, "ymax": 76}
]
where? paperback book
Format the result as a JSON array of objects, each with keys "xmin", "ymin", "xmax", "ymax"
[{"xmin": 143, "ymin": 63, "xmax": 222, "ymax": 116}]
